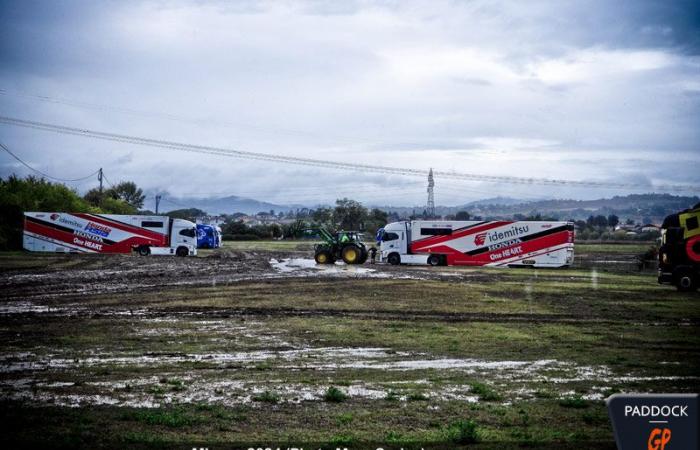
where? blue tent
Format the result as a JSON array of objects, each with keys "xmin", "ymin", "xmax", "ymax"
[{"xmin": 196, "ymin": 224, "xmax": 220, "ymax": 249}]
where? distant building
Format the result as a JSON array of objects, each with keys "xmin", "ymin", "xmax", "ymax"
[{"xmin": 640, "ymin": 224, "xmax": 660, "ymax": 233}]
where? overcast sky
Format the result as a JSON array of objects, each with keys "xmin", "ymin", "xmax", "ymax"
[{"xmin": 1, "ymin": 0, "xmax": 699, "ymax": 210}]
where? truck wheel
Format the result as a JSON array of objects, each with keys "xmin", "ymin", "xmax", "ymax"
[
  {"xmin": 315, "ymin": 250, "xmax": 332, "ymax": 264},
  {"xmin": 176, "ymin": 247, "xmax": 189, "ymax": 257},
  {"xmin": 387, "ymin": 253, "xmax": 401, "ymax": 265},
  {"xmin": 427, "ymin": 254, "xmax": 441, "ymax": 266},
  {"xmin": 137, "ymin": 246, "xmax": 150, "ymax": 256},
  {"xmin": 674, "ymin": 269, "xmax": 698, "ymax": 292}
]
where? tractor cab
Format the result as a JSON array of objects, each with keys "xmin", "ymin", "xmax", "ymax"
[{"xmin": 336, "ymin": 231, "xmax": 363, "ymax": 244}]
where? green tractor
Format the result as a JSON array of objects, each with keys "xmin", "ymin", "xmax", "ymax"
[{"xmin": 305, "ymin": 227, "xmax": 369, "ymax": 265}]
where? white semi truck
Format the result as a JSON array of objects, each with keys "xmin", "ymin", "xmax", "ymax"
[
  {"xmin": 23, "ymin": 212, "xmax": 198, "ymax": 256},
  {"xmin": 378, "ymin": 220, "xmax": 574, "ymax": 267}
]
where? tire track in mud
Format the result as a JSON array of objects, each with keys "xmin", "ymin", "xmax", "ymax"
[{"xmin": 4, "ymin": 304, "xmax": 695, "ymax": 327}]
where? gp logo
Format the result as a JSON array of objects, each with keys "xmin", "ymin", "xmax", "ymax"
[
  {"xmin": 607, "ymin": 394, "xmax": 697, "ymax": 450},
  {"xmin": 648, "ymin": 428, "xmax": 671, "ymax": 450}
]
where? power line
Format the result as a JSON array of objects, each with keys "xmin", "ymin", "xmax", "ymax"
[
  {"xmin": 1, "ymin": 115, "xmax": 698, "ymax": 193},
  {"xmin": 0, "ymin": 141, "xmax": 100, "ymax": 182}
]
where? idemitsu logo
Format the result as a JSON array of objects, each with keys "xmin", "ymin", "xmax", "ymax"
[
  {"xmin": 474, "ymin": 225, "xmax": 530, "ymax": 246},
  {"xmin": 85, "ymin": 221, "xmax": 112, "ymax": 238}
]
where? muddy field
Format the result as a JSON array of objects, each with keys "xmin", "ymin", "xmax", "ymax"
[{"xmin": 1, "ymin": 242, "xmax": 698, "ymax": 448}]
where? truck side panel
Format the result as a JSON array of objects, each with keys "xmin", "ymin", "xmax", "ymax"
[
  {"xmin": 23, "ymin": 212, "xmax": 168, "ymax": 254},
  {"xmin": 408, "ymin": 221, "xmax": 574, "ymax": 267}
]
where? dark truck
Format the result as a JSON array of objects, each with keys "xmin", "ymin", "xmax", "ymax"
[{"xmin": 658, "ymin": 204, "xmax": 700, "ymax": 291}]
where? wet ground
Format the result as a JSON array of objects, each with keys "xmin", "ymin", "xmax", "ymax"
[{"xmin": 0, "ymin": 242, "xmax": 697, "ymax": 446}]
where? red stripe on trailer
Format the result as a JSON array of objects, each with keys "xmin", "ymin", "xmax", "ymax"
[
  {"xmin": 454, "ymin": 230, "xmax": 571, "ymax": 266},
  {"xmin": 411, "ymin": 221, "xmax": 509, "ymax": 251},
  {"xmin": 72, "ymin": 213, "xmax": 167, "ymax": 243}
]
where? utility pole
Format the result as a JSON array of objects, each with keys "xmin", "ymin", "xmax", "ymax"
[
  {"xmin": 155, "ymin": 195, "xmax": 162, "ymax": 214},
  {"xmin": 427, "ymin": 168, "xmax": 435, "ymax": 218},
  {"xmin": 98, "ymin": 168, "xmax": 103, "ymax": 194}
]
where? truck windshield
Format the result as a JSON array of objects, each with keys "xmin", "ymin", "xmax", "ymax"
[
  {"xmin": 382, "ymin": 232, "xmax": 399, "ymax": 241},
  {"xmin": 179, "ymin": 228, "xmax": 196, "ymax": 238}
]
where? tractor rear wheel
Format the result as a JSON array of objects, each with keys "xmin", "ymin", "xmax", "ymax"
[
  {"xmin": 137, "ymin": 246, "xmax": 150, "ymax": 256},
  {"xmin": 342, "ymin": 245, "xmax": 361, "ymax": 264},
  {"xmin": 358, "ymin": 247, "xmax": 369, "ymax": 264},
  {"xmin": 315, "ymin": 250, "xmax": 333, "ymax": 264}
]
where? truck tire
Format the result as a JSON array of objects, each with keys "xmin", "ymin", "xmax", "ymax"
[
  {"xmin": 387, "ymin": 253, "xmax": 401, "ymax": 265},
  {"xmin": 674, "ymin": 268, "xmax": 698, "ymax": 292},
  {"xmin": 427, "ymin": 254, "xmax": 441, "ymax": 266},
  {"xmin": 176, "ymin": 247, "xmax": 189, "ymax": 257},
  {"xmin": 342, "ymin": 245, "xmax": 361, "ymax": 264},
  {"xmin": 137, "ymin": 246, "xmax": 150, "ymax": 256},
  {"xmin": 315, "ymin": 250, "xmax": 332, "ymax": 264}
]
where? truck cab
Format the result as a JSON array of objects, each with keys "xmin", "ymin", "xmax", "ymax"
[
  {"xmin": 658, "ymin": 205, "xmax": 700, "ymax": 291},
  {"xmin": 379, "ymin": 221, "xmax": 421, "ymax": 265},
  {"xmin": 170, "ymin": 219, "xmax": 198, "ymax": 256}
]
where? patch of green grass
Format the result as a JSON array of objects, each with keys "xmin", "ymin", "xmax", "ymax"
[
  {"xmin": 147, "ymin": 385, "xmax": 166, "ymax": 397},
  {"xmin": 445, "ymin": 419, "xmax": 479, "ymax": 444},
  {"xmin": 120, "ymin": 430, "xmax": 168, "ymax": 444},
  {"xmin": 385, "ymin": 390, "xmax": 400, "ymax": 401},
  {"xmin": 559, "ymin": 395, "xmax": 589, "ymax": 409},
  {"xmin": 469, "ymin": 382, "xmax": 501, "ymax": 401},
  {"xmin": 335, "ymin": 412, "xmax": 354, "ymax": 425},
  {"xmin": 323, "ymin": 386, "xmax": 348, "ymax": 403},
  {"xmin": 534, "ymin": 389, "xmax": 555, "ymax": 399},
  {"xmin": 329, "ymin": 433, "xmax": 355, "ymax": 446},
  {"xmin": 165, "ymin": 379, "xmax": 187, "ymax": 392},
  {"xmin": 253, "ymin": 390, "xmax": 280, "ymax": 404},
  {"xmin": 406, "ymin": 392, "xmax": 428, "ymax": 401},
  {"xmin": 581, "ymin": 410, "xmax": 608, "ymax": 425},
  {"xmin": 126, "ymin": 408, "xmax": 197, "ymax": 428}
]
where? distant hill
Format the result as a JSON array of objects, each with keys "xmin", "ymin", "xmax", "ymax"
[
  {"xmin": 377, "ymin": 193, "xmax": 699, "ymax": 224},
  {"xmin": 464, "ymin": 193, "xmax": 699, "ymax": 223},
  {"xmin": 159, "ymin": 192, "xmax": 699, "ymax": 224},
  {"xmin": 161, "ymin": 195, "xmax": 298, "ymax": 215}
]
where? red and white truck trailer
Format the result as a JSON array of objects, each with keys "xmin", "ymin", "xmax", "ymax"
[
  {"xmin": 23, "ymin": 212, "xmax": 198, "ymax": 256},
  {"xmin": 378, "ymin": 220, "xmax": 574, "ymax": 267}
]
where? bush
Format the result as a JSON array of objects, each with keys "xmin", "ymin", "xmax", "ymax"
[
  {"xmin": 323, "ymin": 386, "xmax": 348, "ymax": 403},
  {"xmin": 446, "ymin": 419, "xmax": 479, "ymax": 444}
]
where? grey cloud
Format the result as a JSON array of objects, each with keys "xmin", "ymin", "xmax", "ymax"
[{"xmin": 0, "ymin": 0, "xmax": 698, "ymax": 206}]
